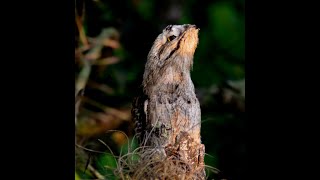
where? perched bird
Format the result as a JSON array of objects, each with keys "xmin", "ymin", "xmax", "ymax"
[{"xmin": 132, "ymin": 24, "xmax": 205, "ymax": 179}]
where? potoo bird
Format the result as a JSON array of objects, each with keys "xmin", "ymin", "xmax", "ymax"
[{"xmin": 132, "ymin": 24, "xmax": 205, "ymax": 178}]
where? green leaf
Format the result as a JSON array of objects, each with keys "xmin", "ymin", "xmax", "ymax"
[
  {"xmin": 120, "ymin": 138, "xmax": 138, "ymax": 154},
  {"xmin": 95, "ymin": 153, "xmax": 117, "ymax": 179},
  {"xmin": 75, "ymin": 172, "xmax": 81, "ymax": 180}
]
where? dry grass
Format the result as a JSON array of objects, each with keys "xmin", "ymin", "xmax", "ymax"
[
  {"xmin": 76, "ymin": 129, "xmax": 219, "ymax": 180},
  {"xmin": 111, "ymin": 132, "xmax": 219, "ymax": 180}
]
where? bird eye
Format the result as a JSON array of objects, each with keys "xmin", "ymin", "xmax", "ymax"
[{"xmin": 167, "ymin": 35, "xmax": 176, "ymax": 42}]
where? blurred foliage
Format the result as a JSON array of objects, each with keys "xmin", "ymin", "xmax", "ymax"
[{"xmin": 75, "ymin": 0, "xmax": 245, "ymax": 179}]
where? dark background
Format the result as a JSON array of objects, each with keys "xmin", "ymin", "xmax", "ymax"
[{"xmin": 75, "ymin": 0, "xmax": 245, "ymax": 179}]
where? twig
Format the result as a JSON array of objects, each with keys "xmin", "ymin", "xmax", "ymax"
[
  {"xmin": 75, "ymin": 8, "xmax": 88, "ymax": 48},
  {"xmin": 88, "ymin": 164, "xmax": 105, "ymax": 180},
  {"xmin": 75, "ymin": 57, "xmax": 91, "ymax": 97},
  {"xmin": 82, "ymin": 97, "xmax": 131, "ymax": 121}
]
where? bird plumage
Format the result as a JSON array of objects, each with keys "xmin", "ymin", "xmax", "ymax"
[{"xmin": 132, "ymin": 24, "xmax": 201, "ymax": 146}]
